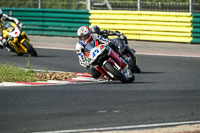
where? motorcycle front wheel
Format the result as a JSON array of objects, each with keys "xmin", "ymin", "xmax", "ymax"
[
  {"xmin": 128, "ymin": 58, "xmax": 141, "ymax": 73},
  {"xmin": 104, "ymin": 62, "xmax": 134, "ymax": 83},
  {"xmin": 22, "ymin": 40, "xmax": 37, "ymax": 57},
  {"xmin": 124, "ymin": 47, "xmax": 141, "ymax": 73}
]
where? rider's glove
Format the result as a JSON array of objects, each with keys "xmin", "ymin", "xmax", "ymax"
[
  {"xmin": 115, "ymin": 31, "xmax": 121, "ymax": 36},
  {"xmin": 80, "ymin": 60, "xmax": 90, "ymax": 68},
  {"xmin": 119, "ymin": 34, "xmax": 125, "ymax": 40},
  {"xmin": 18, "ymin": 22, "xmax": 23, "ymax": 28},
  {"xmin": 104, "ymin": 41, "xmax": 111, "ymax": 46}
]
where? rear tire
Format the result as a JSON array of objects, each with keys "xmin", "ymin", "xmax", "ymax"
[
  {"xmin": 22, "ymin": 40, "xmax": 37, "ymax": 57},
  {"xmin": 104, "ymin": 62, "xmax": 134, "ymax": 83}
]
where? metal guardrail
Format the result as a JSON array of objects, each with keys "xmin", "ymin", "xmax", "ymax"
[
  {"xmin": 90, "ymin": 0, "xmax": 200, "ymax": 13},
  {"xmin": 0, "ymin": 0, "xmax": 200, "ymax": 12}
]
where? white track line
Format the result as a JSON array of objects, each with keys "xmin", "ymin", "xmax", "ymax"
[
  {"xmin": 34, "ymin": 46, "xmax": 200, "ymax": 58},
  {"xmin": 34, "ymin": 46, "xmax": 75, "ymax": 51},
  {"xmin": 33, "ymin": 120, "xmax": 200, "ymax": 133},
  {"xmin": 136, "ymin": 52, "xmax": 200, "ymax": 58}
]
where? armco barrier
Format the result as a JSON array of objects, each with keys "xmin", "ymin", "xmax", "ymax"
[
  {"xmin": 2, "ymin": 8, "xmax": 90, "ymax": 36},
  {"xmin": 89, "ymin": 10, "xmax": 195, "ymax": 43}
]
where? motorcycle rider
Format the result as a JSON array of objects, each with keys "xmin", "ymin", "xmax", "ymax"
[
  {"xmin": 76, "ymin": 26, "xmax": 135, "ymax": 80},
  {"xmin": 0, "ymin": 9, "xmax": 23, "ymax": 51},
  {"xmin": 91, "ymin": 25, "xmax": 128, "ymax": 43},
  {"xmin": 90, "ymin": 25, "xmax": 134, "ymax": 56},
  {"xmin": 76, "ymin": 26, "xmax": 102, "ymax": 78}
]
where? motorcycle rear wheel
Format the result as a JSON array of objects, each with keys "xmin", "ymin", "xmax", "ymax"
[
  {"xmin": 104, "ymin": 62, "xmax": 134, "ymax": 83},
  {"xmin": 22, "ymin": 40, "xmax": 37, "ymax": 57}
]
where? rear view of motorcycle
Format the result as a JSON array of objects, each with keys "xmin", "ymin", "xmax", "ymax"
[
  {"xmin": 84, "ymin": 40, "xmax": 134, "ymax": 83},
  {"xmin": 3, "ymin": 22, "xmax": 37, "ymax": 57},
  {"xmin": 110, "ymin": 38, "xmax": 141, "ymax": 73}
]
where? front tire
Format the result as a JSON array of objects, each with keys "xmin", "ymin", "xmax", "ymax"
[
  {"xmin": 17, "ymin": 53, "xmax": 24, "ymax": 56},
  {"xmin": 128, "ymin": 58, "xmax": 141, "ymax": 73},
  {"xmin": 104, "ymin": 62, "xmax": 134, "ymax": 83},
  {"xmin": 22, "ymin": 40, "xmax": 37, "ymax": 57},
  {"xmin": 124, "ymin": 48, "xmax": 141, "ymax": 73}
]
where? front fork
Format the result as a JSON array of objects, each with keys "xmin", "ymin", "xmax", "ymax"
[
  {"xmin": 21, "ymin": 31, "xmax": 30, "ymax": 41},
  {"xmin": 11, "ymin": 38, "xmax": 28, "ymax": 53}
]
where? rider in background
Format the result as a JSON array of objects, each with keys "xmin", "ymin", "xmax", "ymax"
[
  {"xmin": 91, "ymin": 25, "xmax": 128, "ymax": 43},
  {"xmin": 90, "ymin": 25, "xmax": 135, "ymax": 55},
  {"xmin": 0, "ymin": 9, "xmax": 23, "ymax": 50},
  {"xmin": 90, "ymin": 25, "xmax": 141, "ymax": 73},
  {"xmin": 75, "ymin": 26, "xmax": 102, "ymax": 79}
]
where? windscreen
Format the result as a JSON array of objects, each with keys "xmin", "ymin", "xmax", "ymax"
[{"xmin": 85, "ymin": 41, "xmax": 96, "ymax": 53}]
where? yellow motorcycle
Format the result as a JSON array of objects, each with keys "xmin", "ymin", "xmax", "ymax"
[{"xmin": 3, "ymin": 22, "xmax": 37, "ymax": 57}]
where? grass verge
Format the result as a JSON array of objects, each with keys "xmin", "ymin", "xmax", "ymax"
[
  {"xmin": 0, "ymin": 64, "xmax": 77, "ymax": 83},
  {"xmin": 0, "ymin": 64, "xmax": 38, "ymax": 83}
]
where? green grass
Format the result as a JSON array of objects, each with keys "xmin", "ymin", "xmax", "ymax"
[{"xmin": 0, "ymin": 64, "xmax": 38, "ymax": 83}]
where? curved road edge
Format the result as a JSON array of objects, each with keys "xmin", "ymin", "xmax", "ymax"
[
  {"xmin": 30, "ymin": 35, "xmax": 200, "ymax": 58},
  {"xmin": 22, "ymin": 35, "xmax": 200, "ymax": 133}
]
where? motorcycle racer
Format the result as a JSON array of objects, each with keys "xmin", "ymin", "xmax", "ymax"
[
  {"xmin": 91, "ymin": 25, "xmax": 127, "ymax": 43},
  {"xmin": 76, "ymin": 25, "xmax": 135, "ymax": 82},
  {"xmin": 90, "ymin": 25, "xmax": 132, "ymax": 54},
  {"xmin": 0, "ymin": 9, "xmax": 23, "ymax": 50},
  {"xmin": 76, "ymin": 26, "xmax": 102, "ymax": 78}
]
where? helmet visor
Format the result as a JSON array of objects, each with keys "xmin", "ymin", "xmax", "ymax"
[{"xmin": 79, "ymin": 34, "xmax": 90, "ymax": 41}]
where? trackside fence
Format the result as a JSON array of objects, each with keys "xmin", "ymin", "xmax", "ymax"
[
  {"xmin": 2, "ymin": 8, "xmax": 90, "ymax": 37},
  {"xmin": 90, "ymin": 10, "xmax": 200, "ymax": 43},
  {"xmin": 192, "ymin": 13, "xmax": 200, "ymax": 43},
  {"xmin": 2, "ymin": 8, "xmax": 200, "ymax": 43}
]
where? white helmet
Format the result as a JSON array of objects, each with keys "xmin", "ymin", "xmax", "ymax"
[{"xmin": 77, "ymin": 26, "xmax": 91, "ymax": 44}]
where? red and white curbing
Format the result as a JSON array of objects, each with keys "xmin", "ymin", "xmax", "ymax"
[{"xmin": 0, "ymin": 73, "xmax": 109, "ymax": 87}]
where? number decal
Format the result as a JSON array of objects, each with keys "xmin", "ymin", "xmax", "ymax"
[{"xmin": 92, "ymin": 48, "xmax": 100, "ymax": 58}]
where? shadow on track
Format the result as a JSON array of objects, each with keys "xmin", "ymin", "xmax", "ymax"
[
  {"xmin": 5, "ymin": 54, "xmax": 59, "ymax": 58},
  {"xmin": 140, "ymin": 71, "xmax": 165, "ymax": 74},
  {"xmin": 102, "ymin": 81, "xmax": 157, "ymax": 84},
  {"xmin": 34, "ymin": 55, "xmax": 59, "ymax": 58}
]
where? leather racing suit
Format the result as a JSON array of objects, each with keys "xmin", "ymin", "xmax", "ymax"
[
  {"xmin": 0, "ymin": 14, "xmax": 22, "ymax": 47},
  {"xmin": 75, "ymin": 35, "xmax": 109, "ymax": 78}
]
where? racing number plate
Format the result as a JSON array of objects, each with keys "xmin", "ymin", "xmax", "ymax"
[{"xmin": 92, "ymin": 48, "xmax": 100, "ymax": 58}]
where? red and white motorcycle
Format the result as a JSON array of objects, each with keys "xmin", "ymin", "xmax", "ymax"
[{"xmin": 84, "ymin": 40, "xmax": 134, "ymax": 83}]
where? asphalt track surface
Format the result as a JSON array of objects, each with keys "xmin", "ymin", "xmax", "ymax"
[{"xmin": 0, "ymin": 36, "xmax": 200, "ymax": 133}]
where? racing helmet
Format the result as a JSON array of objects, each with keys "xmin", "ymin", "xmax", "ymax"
[
  {"xmin": 90, "ymin": 25, "xmax": 101, "ymax": 34},
  {"xmin": 77, "ymin": 26, "xmax": 91, "ymax": 44}
]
